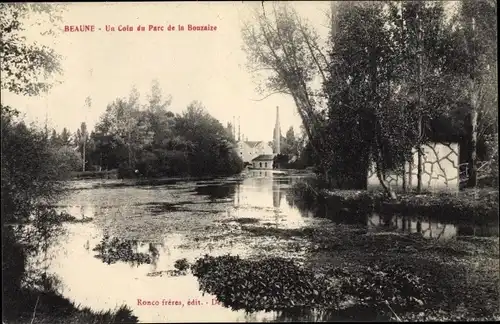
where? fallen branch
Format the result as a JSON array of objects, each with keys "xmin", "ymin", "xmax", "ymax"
[
  {"xmin": 384, "ymin": 300, "xmax": 402, "ymax": 322},
  {"xmin": 30, "ymin": 295, "xmax": 40, "ymax": 324}
]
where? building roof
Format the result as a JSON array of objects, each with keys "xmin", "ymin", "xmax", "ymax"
[
  {"xmin": 252, "ymin": 154, "xmax": 275, "ymax": 161},
  {"xmin": 245, "ymin": 141, "xmax": 264, "ymax": 148}
]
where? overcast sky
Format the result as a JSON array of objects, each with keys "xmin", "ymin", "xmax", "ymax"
[{"xmin": 1, "ymin": 1, "xmax": 332, "ymax": 141}]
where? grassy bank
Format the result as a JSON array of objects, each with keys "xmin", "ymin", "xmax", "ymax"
[
  {"xmin": 3, "ymin": 289, "xmax": 137, "ymax": 324},
  {"xmin": 290, "ymin": 181, "xmax": 499, "ymax": 224}
]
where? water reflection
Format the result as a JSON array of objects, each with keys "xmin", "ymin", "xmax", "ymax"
[
  {"xmin": 286, "ymin": 189, "xmax": 498, "ymax": 240},
  {"xmin": 367, "ymin": 213, "xmax": 458, "ymax": 239},
  {"xmin": 47, "ymin": 172, "xmax": 321, "ymax": 322},
  {"xmin": 43, "ymin": 172, "xmax": 497, "ymax": 323},
  {"xmin": 194, "ymin": 183, "xmax": 238, "ymax": 201}
]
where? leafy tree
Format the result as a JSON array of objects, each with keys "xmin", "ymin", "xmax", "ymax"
[
  {"xmin": 1, "ymin": 3, "xmax": 68, "ymax": 312},
  {"xmin": 282, "ymin": 126, "xmax": 300, "ymax": 156},
  {"xmin": 446, "ymin": 0, "xmax": 497, "ymax": 187},
  {"xmin": 59, "ymin": 127, "xmax": 72, "ymax": 146},
  {"xmin": 75, "ymin": 122, "xmax": 89, "ymax": 171},
  {"xmin": 241, "ymin": 2, "xmax": 330, "ymax": 158},
  {"xmin": 0, "ymin": 3, "xmax": 64, "ymax": 96},
  {"xmin": 322, "ymin": 1, "xmax": 456, "ymax": 196},
  {"xmin": 88, "ymin": 87, "xmax": 243, "ymax": 178}
]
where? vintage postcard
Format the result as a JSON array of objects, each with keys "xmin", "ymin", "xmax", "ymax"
[{"xmin": 1, "ymin": 1, "xmax": 498, "ymax": 323}]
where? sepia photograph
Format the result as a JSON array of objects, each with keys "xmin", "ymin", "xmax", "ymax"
[{"xmin": 1, "ymin": 1, "xmax": 498, "ymax": 323}]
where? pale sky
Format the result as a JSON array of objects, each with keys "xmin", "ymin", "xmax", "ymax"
[{"xmin": 1, "ymin": 1, "xmax": 331, "ymax": 141}]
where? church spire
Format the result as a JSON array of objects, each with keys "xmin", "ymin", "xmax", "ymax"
[{"xmin": 273, "ymin": 106, "xmax": 281, "ymax": 154}]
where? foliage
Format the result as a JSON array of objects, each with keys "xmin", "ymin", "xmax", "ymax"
[
  {"xmin": 3, "ymin": 288, "xmax": 138, "ymax": 323},
  {"xmin": 0, "ymin": 3, "xmax": 64, "ymax": 96},
  {"xmin": 336, "ymin": 265, "xmax": 429, "ymax": 311},
  {"xmin": 51, "ymin": 145, "xmax": 81, "ymax": 173},
  {"xmin": 290, "ymin": 180, "xmax": 499, "ymax": 225},
  {"xmin": 1, "ymin": 4, "xmax": 139, "ymax": 322},
  {"xmin": 192, "ymin": 254, "xmax": 342, "ymax": 311},
  {"xmin": 243, "ymin": 1, "xmax": 497, "ymax": 191},
  {"xmin": 1, "ymin": 105, "xmax": 68, "ymax": 223},
  {"xmin": 241, "ymin": 2, "xmax": 329, "ymax": 158},
  {"xmin": 1, "ymin": 105, "xmax": 72, "ymax": 321},
  {"xmin": 174, "ymin": 258, "xmax": 190, "ymax": 272},
  {"xmin": 87, "ymin": 85, "xmax": 243, "ymax": 178},
  {"xmin": 322, "ymin": 2, "xmax": 461, "ymax": 194},
  {"xmin": 191, "ymin": 254, "xmax": 430, "ymax": 314},
  {"xmin": 92, "ymin": 234, "xmax": 159, "ymax": 266}
]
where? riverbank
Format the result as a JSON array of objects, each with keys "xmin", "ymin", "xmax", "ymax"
[
  {"xmin": 291, "ymin": 182, "xmax": 499, "ymax": 224},
  {"xmin": 3, "ymin": 288, "xmax": 138, "ymax": 324}
]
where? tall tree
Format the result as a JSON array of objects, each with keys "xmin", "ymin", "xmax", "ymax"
[
  {"xmin": 451, "ymin": 0, "xmax": 497, "ymax": 187},
  {"xmin": 60, "ymin": 127, "xmax": 72, "ymax": 146},
  {"xmin": 241, "ymin": 2, "xmax": 330, "ymax": 159},
  {"xmin": 75, "ymin": 122, "xmax": 88, "ymax": 171}
]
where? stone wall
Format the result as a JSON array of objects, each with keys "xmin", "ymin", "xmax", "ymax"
[{"xmin": 367, "ymin": 142, "xmax": 460, "ymax": 193}]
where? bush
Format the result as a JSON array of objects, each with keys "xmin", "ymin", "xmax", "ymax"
[
  {"xmin": 1, "ymin": 106, "xmax": 68, "ymax": 314},
  {"xmin": 117, "ymin": 164, "xmax": 137, "ymax": 179},
  {"xmin": 52, "ymin": 146, "xmax": 82, "ymax": 174}
]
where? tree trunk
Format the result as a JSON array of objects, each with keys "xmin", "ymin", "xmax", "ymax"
[
  {"xmin": 402, "ymin": 163, "xmax": 407, "ymax": 192},
  {"xmin": 417, "ymin": 120, "xmax": 423, "ymax": 193},
  {"xmin": 82, "ymin": 136, "xmax": 86, "ymax": 172},
  {"xmin": 467, "ymin": 17, "xmax": 478, "ymax": 188},
  {"xmin": 467, "ymin": 93, "xmax": 478, "ymax": 188},
  {"xmin": 375, "ymin": 159, "xmax": 397, "ymax": 200},
  {"xmin": 416, "ymin": 7, "xmax": 423, "ymax": 194}
]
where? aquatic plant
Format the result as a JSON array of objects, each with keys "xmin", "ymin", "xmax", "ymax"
[
  {"xmin": 192, "ymin": 254, "xmax": 342, "ymax": 312},
  {"xmin": 92, "ymin": 235, "xmax": 156, "ymax": 266},
  {"xmin": 174, "ymin": 258, "xmax": 190, "ymax": 272},
  {"xmin": 191, "ymin": 254, "xmax": 431, "ymax": 315}
]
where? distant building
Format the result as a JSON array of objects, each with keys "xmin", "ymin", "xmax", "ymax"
[
  {"xmin": 251, "ymin": 154, "xmax": 275, "ymax": 169},
  {"xmin": 234, "ymin": 106, "xmax": 282, "ymax": 164},
  {"xmin": 237, "ymin": 141, "xmax": 273, "ymax": 163}
]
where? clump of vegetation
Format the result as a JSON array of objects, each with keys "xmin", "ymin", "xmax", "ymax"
[
  {"xmin": 92, "ymin": 235, "xmax": 158, "ymax": 265},
  {"xmin": 335, "ymin": 265, "xmax": 430, "ymax": 312},
  {"xmin": 174, "ymin": 258, "xmax": 190, "ymax": 272},
  {"xmin": 5, "ymin": 289, "xmax": 138, "ymax": 324},
  {"xmin": 59, "ymin": 211, "xmax": 93, "ymax": 223},
  {"xmin": 191, "ymin": 254, "xmax": 430, "ymax": 316},
  {"xmin": 191, "ymin": 254, "xmax": 342, "ymax": 312}
]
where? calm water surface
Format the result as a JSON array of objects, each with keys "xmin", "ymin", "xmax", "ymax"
[{"xmin": 41, "ymin": 170, "xmax": 497, "ymax": 322}]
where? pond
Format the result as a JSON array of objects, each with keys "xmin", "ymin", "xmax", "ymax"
[{"xmin": 40, "ymin": 170, "xmax": 498, "ymax": 322}]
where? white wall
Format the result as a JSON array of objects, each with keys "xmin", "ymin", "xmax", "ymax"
[
  {"xmin": 236, "ymin": 141, "xmax": 252, "ymax": 163},
  {"xmin": 238, "ymin": 141, "xmax": 273, "ymax": 163},
  {"xmin": 367, "ymin": 142, "xmax": 460, "ymax": 193},
  {"xmin": 252, "ymin": 160, "xmax": 273, "ymax": 169}
]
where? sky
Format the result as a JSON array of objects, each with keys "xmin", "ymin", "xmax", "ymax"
[{"xmin": 1, "ymin": 1, "xmax": 331, "ymax": 142}]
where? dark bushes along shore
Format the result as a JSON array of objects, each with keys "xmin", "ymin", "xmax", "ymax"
[{"xmin": 290, "ymin": 181, "xmax": 499, "ymax": 225}]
